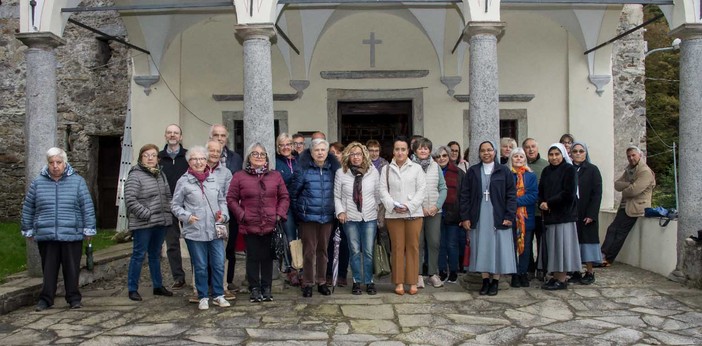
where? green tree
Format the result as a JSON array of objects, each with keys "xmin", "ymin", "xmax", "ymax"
[{"xmin": 644, "ymin": 5, "xmax": 679, "ymax": 208}]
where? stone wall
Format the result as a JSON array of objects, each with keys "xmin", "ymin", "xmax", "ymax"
[
  {"xmin": 611, "ymin": 4, "xmax": 647, "ymax": 207},
  {"xmin": 0, "ymin": 0, "xmax": 128, "ymax": 221}
]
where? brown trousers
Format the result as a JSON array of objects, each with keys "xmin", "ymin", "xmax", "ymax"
[
  {"xmin": 299, "ymin": 222, "xmax": 333, "ymax": 286},
  {"xmin": 386, "ymin": 218, "xmax": 424, "ymax": 285}
]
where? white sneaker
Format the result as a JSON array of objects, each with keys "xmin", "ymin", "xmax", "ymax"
[
  {"xmin": 198, "ymin": 298, "xmax": 209, "ymax": 310},
  {"xmin": 212, "ymin": 295, "xmax": 231, "ymax": 308},
  {"xmin": 429, "ymin": 274, "xmax": 444, "ymax": 288},
  {"xmin": 417, "ymin": 275, "xmax": 425, "ymax": 289}
]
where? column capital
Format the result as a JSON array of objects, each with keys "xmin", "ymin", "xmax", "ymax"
[
  {"xmin": 235, "ymin": 23, "xmax": 276, "ymax": 41},
  {"xmin": 15, "ymin": 32, "xmax": 65, "ymax": 50},
  {"xmin": 463, "ymin": 21, "xmax": 506, "ymax": 41},
  {"xmin": 670, "ymin": 23, "xmax": 702, "ymax": 40}
]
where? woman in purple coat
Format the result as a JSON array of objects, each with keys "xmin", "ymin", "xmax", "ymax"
[{"xmin": 227, "ymin": 142, "xmax": 290, "ymax": 303}]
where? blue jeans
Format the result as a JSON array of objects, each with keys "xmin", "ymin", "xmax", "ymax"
[
  {"xmin": 438, "ymin": 222, "xmax": 463, "ymax": 273},
  {"xmin": 128, "ymin": 226, "xmax": 167, "ymax": 292},
  {"xmin": 283, "ymin": 208, "xmax": 297, "ymax": 241},
  {"xmin": 185, "ymin": 238, "xmax": 225, "ymax": 299},
  {"xmin": 344, "ymin": 221, "xmax": 376, "ymax": 284},
  {"xmin": 517, "ymin": 227, "xmax": 534, "ymax": 274}
]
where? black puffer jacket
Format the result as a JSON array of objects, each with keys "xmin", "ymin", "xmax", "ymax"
[{"xmin": 124, "ymin": 165, "xmax": 173, "ymax": 230}]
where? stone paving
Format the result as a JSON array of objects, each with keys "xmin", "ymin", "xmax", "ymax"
[{"xmin": 1, "ymin": 259, "xmax": 701, "ymax": 345}]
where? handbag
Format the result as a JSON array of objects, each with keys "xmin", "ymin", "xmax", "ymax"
[
  {"xmin": 373, "ymin": 237, "xmax": 391, "ymax": 277},
  {"xmin": 203, "ymin": 183, "xmax": 228, "ymax": 240},
  {"xmin": 289, "ymin": 239, "xmax": 304, "ymax": 270},
  {"xmin": 271, "ymin": 221, "xmax": 288, "ymax": 261}
]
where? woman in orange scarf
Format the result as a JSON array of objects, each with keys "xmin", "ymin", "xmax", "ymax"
[{"xmin": 508, "ymin": 148, "xmax": 538, "ymax": 288}]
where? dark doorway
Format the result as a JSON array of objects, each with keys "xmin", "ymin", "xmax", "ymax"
[
  {"xmin": 500, "ymin": 119, "xmax": 518, "ymax": 140},
  {"xmin": 232, "ymin": 120, "xmax": 280, "ymax": 158},
  {"xmin": 97, "ymin": 136, "xmax": 121, "ymax": 229},
  {"xmin": 338, "ymin": 101, "xmax": 412, "ymax": 161}
]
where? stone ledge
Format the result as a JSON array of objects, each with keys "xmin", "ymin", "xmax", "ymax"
[
  {"xmin": 0, "ymin": 242, "xmax": 132, "ymax": 315},
  {"xmin": 320, "ymin": 70, "xmax": 429, "ymax": 79}
]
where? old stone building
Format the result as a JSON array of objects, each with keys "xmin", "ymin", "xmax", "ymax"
[{"xmin": 0, "ymin": 0, "xmax": 128, "ymax": 225}]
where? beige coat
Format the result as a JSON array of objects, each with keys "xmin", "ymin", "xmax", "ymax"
[{"xmin": 614, "ymin": 161, "xmax": 655, "ymax": 217}]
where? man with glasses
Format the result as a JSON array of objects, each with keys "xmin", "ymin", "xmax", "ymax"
[
  {"xmin": 292, "ymin": 133, "xmax": 305, "ymax": 155},
  {"xmin": 158, "ymin": 124, "xmax": 188, "ymax": 289}
]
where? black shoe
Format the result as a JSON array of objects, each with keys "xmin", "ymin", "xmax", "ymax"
[
  {"xmin": 544, "ymin": 280, "xmax": 568, "ymax": 291},
  {"xmin": 318, "ymin": 284, "xmax": 331, "ymax": 296},
  {"xmin": 262, "ymin": 286, "xmax": 273, "ymax": 302},
  {"xmin": 351, "ymin": 283, "xmax": 362, "ymax": 295},
  {"xmin": 439, "ymin": 271, "xmax": 448, "ymax": 282},
  {"xmin": 35, "ymin": 300, "xmax": 51, "ymax": 312},
  {"xmin": 153, "ymin": 286, "xmax": 174, "ymax": 297},
  {"xmin": 510, "ymin": 275, "xmax": 521, "ymax": 288},
  {"xmin": 519, "ymin": 274, "xmax": 530, "ymax": 288},
  {"xmin": 580, "ymin": 272, "xmax": 596, "ymax": 285},
  {"xmin": 366, "ymin": 283, "xmax": 377, "ymax": 295},
  {"xmin": 69, "ymin": 301, "xmax": 82, "ymax": 309},
  {"xmin": 541, "ymin": 278, "xmax": 556, "ymax": 290},
  {"xmin": 479, "ymin": 278, "xmax": 490, "ymax": 295},
  {"xmin": 302, "ymin": 286, "xmax": 313, "ymax": 298},
  {"xmin": 171, "ymin": 280, "xmax": 185, "ymax": 290},
  {"xmin": 128, "ymin": 291, "xmax": 143, "ymax": 301},
  {"xmin": 250, "ymin": 287, "xmax": 262, "ymax": 303},
  {"xmin": 487, "ymin": 280, "xmax": 499, "ymax": 296},
  {"xmin": 567, "ymin": 272, "xmax": 583, "ymax": 284},
  {"xmin": 447, "ymin": 271, "xmax": 458, "ymax": 283}
]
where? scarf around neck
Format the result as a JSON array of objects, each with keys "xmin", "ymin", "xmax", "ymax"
[
  {"xmin": 139, "ymin": 162, "xmax": 161, "ymax": 178},
  {"xmin": 245, "ymin": 162, "xmax": 269, "ymax": 175},
  {"xmin": 413, "ymin": 156, "xmax": 432, "ymax": 172},
  {"xmin": 349, "ymin": 165, "xmax": 365, "ymax": 212},
  {"xmin": 188, "ymin": 167, "xmax": 210, "ymax": 192},
  {"xmin": 512, "ymin": 165, "xmax": 528, "ymax": 255}
]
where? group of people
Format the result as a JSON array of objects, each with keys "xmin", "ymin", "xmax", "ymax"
[{"xmin": 21, "ymin": 125, "xmax": 655, "ymax": 311}]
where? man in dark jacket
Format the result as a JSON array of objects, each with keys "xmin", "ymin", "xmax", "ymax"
[
  {"xmin": 158, "ymin": 124, "xmax": 188, "ymax": 289},
  {"xmin": 209, "ymin": 124, "xmax": 243, "ymax": 290},
  {"xmin": 522, "ymin": 138, "xmax": 548, "ymax": 279}
]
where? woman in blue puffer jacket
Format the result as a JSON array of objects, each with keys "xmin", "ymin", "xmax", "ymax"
[
  {"xmin": 289, "ymin": 138, "xmax": 340, "ymax": 298},
  {"xmin": 21, "ymin": 147, "xmax": 96, "ymax": 311}
]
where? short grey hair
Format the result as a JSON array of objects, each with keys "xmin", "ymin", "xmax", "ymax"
[
  {"xmin": 245, "ymin": 142, "xmax": 269, "ymax": 165},
  {"xmin": 432, "ymin": 145, "xmax": 450, "ymax": 159},
  {"xmin": 208, "ymin": 124, "xmax": 227, "ymax": 138},
  {"xmin": 46, "ymin": 147, "xmax": 68, "ymax": 163},
  {"xmin": 626, "ymin": 145, "xmax": 642, "ymax": 155},
  {"xmin": 310, "ymin": 138, "xmax": 329, "ymax": 151},
  {"xmin": 186, "ymin": 145, "xmax": 207, "ymax": 160}
]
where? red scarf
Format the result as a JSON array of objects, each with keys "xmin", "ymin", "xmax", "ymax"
[
  {"xmin": 188, "ymin": 168, "xmax": 210, "ymax": 193},
  {"xmin": 512, "ymin": 166, "xmax": 527, "ymax": 255}
]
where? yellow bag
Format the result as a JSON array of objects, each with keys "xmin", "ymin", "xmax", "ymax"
[{"xmin": 289, "ymin": 239, "xmax": 304, "ymax": 270}]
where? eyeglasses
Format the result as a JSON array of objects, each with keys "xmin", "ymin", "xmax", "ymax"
[
  {"xmin": 278, "ymin": 143, "xmax": 292, "ymax": 148},
  {"xmin": 251, "ymin": 152, "xmax": 267, "ymax": 158},
  {"xmin": 189, "ymin": 157, "xmax": 206, "ymax": 162},
  {"xmin": 480, "ymin": 148, "xmax": 494, "ymax": 153},
  {"xmin": 571, "ymin": 149, "xmax": 586, "ymax": 154},
  {"xmin": 439, "ymin": 154, "xmax": 449, "ymax": 158},
  {"xmin": 142, "ymin": 153, "xmax": 158, "ymax": 159},
  {"xmin": 349, "ymin": 152, "xmax": 363, "ymax": 157},
  {"xmin": 293, "ymin": 142, "xmax": 304, "ymax": 147},
  {"xmin": 561, "ymin": 141, "xmax": 572, "ymax": 145}
]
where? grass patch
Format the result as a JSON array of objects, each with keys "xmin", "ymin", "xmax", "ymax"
[{"xmin": 0, "ymin": 222, "xmax": 118, "ymax": 283}]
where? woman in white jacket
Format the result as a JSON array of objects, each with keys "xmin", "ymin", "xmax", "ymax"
[
  {"xmin": 380, "ymin": 137, "xmax": 427, "ymax": 295},
  {"xmin": 334, "ymin": 142, "xmax": 380, "ymax": 295}
]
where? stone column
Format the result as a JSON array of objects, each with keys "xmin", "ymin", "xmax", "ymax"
[
  {"xmin": 669, "ymin": 23, "xmax": 702, "ymax": 284},
  {"xmin": 15, "ymin": 32, "xmax": 65, "ymax": 277},
  {"xmin": 235, "ymin": 24, "xmax": 276, "ymax": 169},
  {"xmin": 463, "ymin": 22, "xmax": 505, "ymax": 164}
]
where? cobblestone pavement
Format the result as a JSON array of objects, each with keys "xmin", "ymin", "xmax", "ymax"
[{"xmin": 1, "ymin": 257, "xmax": 701, "ymax": 345}]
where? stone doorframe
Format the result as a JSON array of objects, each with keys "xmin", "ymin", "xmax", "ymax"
[
  {"xmin": 222, "ymin": 110, "xmax": 289, "ymax": 150},
  {"xmin": 326, "ymin": 88, "xmax": 424, "ymax": 142},
  {"xmin": 462, "ymin": 108, "xmax": 528, "ymax": 150}
]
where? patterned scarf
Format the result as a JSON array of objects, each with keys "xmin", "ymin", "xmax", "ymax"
[
  {"xmin": 245, "ymin": 162, "xmax": 269, "ymax": 175},
  {"xmin": 139, "ymin": 162, "xmax": 161, "ymax": 178},
  {"xmin": 512, "ymin": 166, "xmax": 528, "ymax": 255},
  {"xmin": 349, "ymin": 165, "xmax": 366, "ymax": 212},
  {"xmin": 187, "ymin": 168, "xmax": 210, "ymax": 193},
  {"xmin": 413, "ymin": 156, "xmax": 432, "ymax": 172}
]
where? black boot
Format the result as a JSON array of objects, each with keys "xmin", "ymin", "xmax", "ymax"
[
  {"xmin": 479, "ymin": 278, "xmax": 490, "ymax": 295},
  {"xmin": 318, "ymin": 284, "xmax": 331, "ymax": 296},
  {"xmin": 520, "ymin": 274, "xmax": 531, "ymax": 287},
  {"xmin": 510, "ymin": 275, "xmax": 521, "ymax": 288},
  {"xmin": 488, "ymin": 280, "xmax": 499, "ymax": 296}
]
